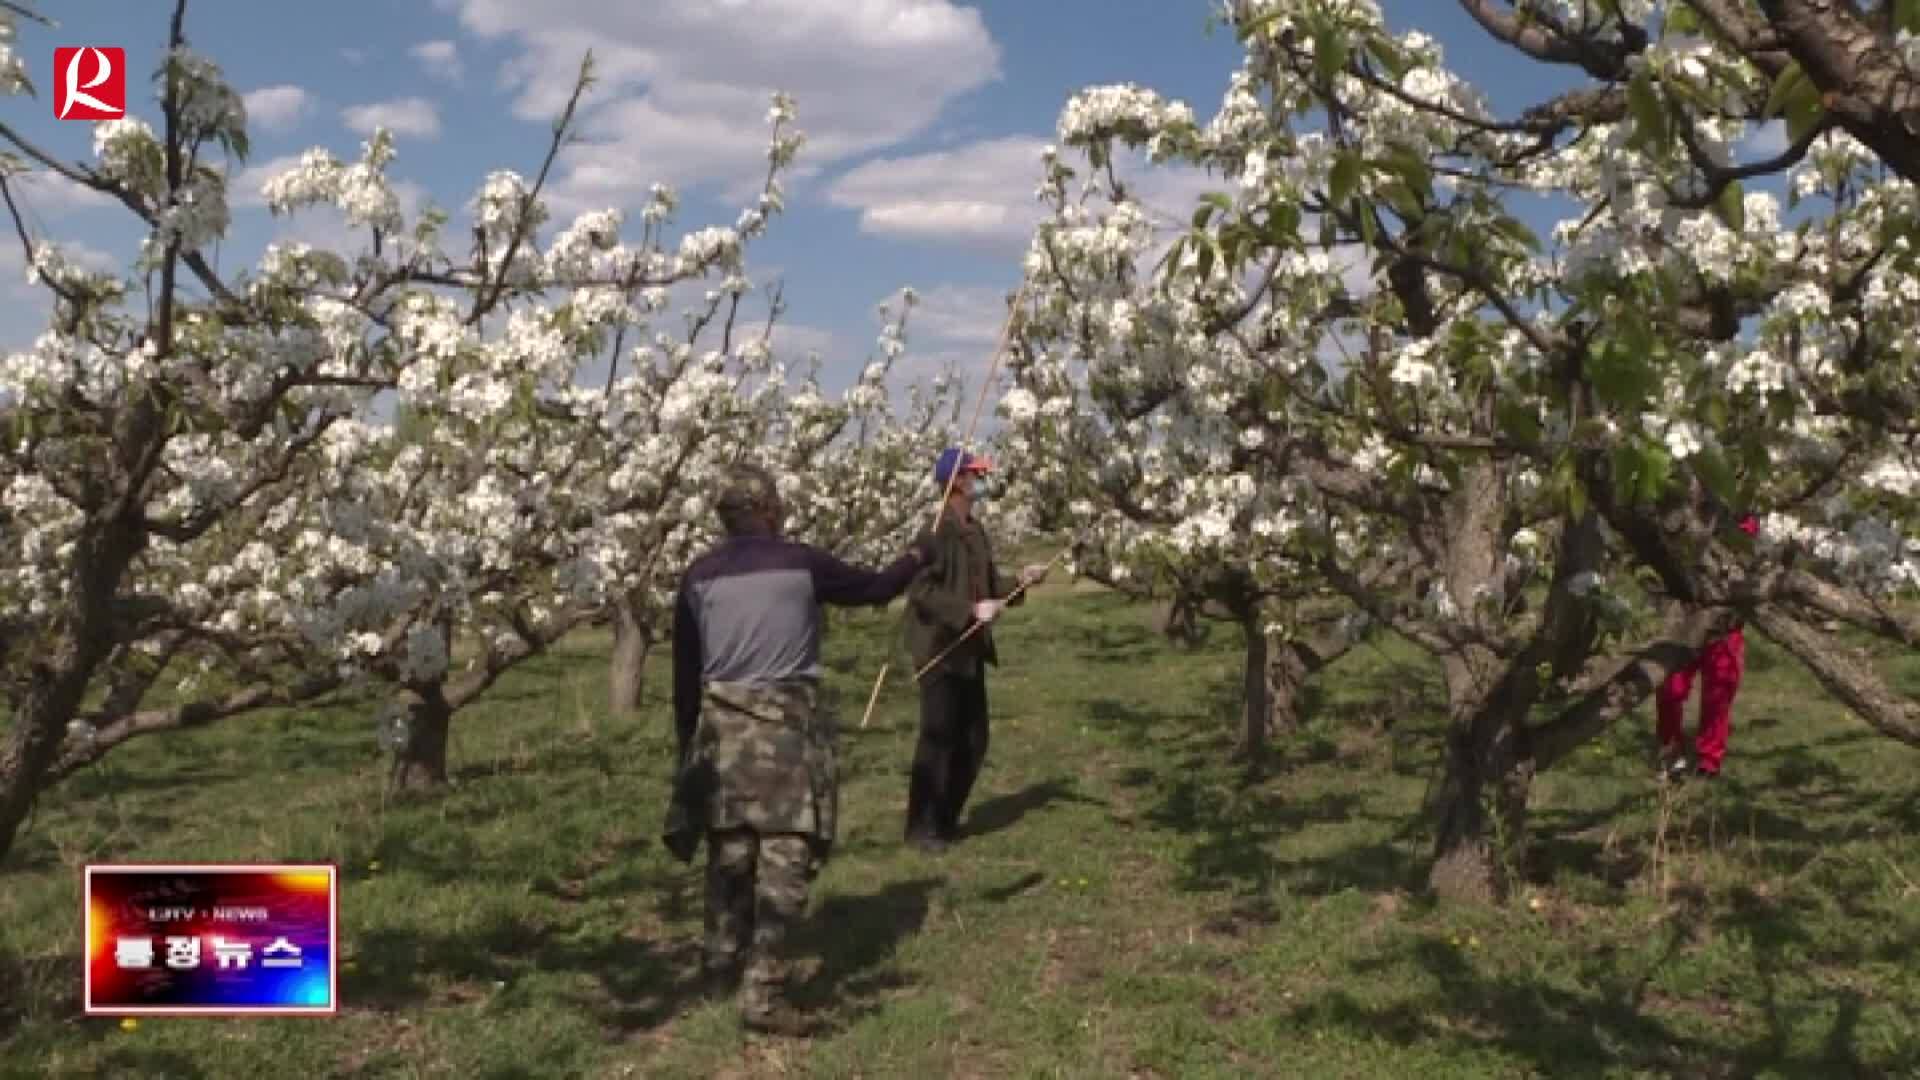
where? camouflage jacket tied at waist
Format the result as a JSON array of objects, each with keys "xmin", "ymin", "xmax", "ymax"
[{"xmin": 662, "ymin": 679, "xmax": 838, "ymax": 863}]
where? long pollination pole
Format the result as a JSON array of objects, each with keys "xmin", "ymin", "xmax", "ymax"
[
  {"xmin": 911, "ymin": 541, "xmax": 1072, "ymax": 682},
  {"xmin": 859, "ymin": 284, "xmax": 1028, "ymax": 729}
]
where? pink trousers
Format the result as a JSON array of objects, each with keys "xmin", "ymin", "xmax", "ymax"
[{"xmin": 1656, "ymin": 629, "xmax": 1745, "ymax": 774}]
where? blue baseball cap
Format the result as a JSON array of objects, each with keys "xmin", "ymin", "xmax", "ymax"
[{"xmin": 933, "ymin": 447, "xmax": 993, "ymax": 486}]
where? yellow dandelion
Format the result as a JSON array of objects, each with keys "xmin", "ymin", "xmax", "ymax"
[{"xmin": 119, "ymin": 1018, "xmax": 138, "ymax": 1032}]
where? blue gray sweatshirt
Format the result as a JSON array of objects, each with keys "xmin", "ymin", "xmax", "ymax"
[{"xmin": 671, "ymin": 534, "xmax": 927, "ymax": 751}]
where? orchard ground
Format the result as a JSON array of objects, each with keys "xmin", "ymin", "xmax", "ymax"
[{"xmin": 3, "ymin": 559, "xmax": 1918, "ymax": 1077}]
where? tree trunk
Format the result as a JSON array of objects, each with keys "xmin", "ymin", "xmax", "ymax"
[
  {"xmin": 608, "ymin": 593, "xmax": 652, "ymax": 714},
  {"xmin": 0, "ymin": 685, "xmax": 86, "ymax": 864},
  {"xmin": 1237, "ymin": 612, "xmax": 1272, "ymax": 767},
  {"xmin": 1427, "ymin": 700, "xmax": 1534, "ymax": 906},
  {"xmin": 391, "ymin": 683, "xmax": 455, "ymax": 792},
  {"xmin": 1268, "ymin": 635, "xmax": 1312, "ymax": 737},
  {"xmin": 0, "ymin": 526, "xmax": 146, "ymax": 864}
]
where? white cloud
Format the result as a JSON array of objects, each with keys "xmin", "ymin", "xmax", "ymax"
[
  {"xmin": 442, "ymin": 0, "xmax": 1002, "ymax": 210},
  {"xmin": 7, "ymin": 171, "xmax": 117, "ymax": 216},
  {"xmin": 768, "ymin": 321, "xmax": 839, "ymax": 362},
  {"xmin": 244, "ymin": 85, "xmax": 312, "ymax": 134},
  {"xmin": 829, "ymin": 136, "xmax": 1043, "ymax": 252},
  {"xmin": 341, "ymin": 98, "xmax": 443, "ymax": 140},
  {"xmin": 341, "ymin": 48, "xmax": 370, "ymax": 66},
  {"xmin": 411, "ymin": 40, "xmax": 463, "ymax": 84},
  {"xmin": 0, "ymin": 238, "xmax": 119, "ymax": 350},
  {"xmin": 886, "ymin": 283, "xmax": 1011, "ymax": 348},
  {"xmin": 827, "ymin": 135, "xmax": 1223, "ymax": 255}
]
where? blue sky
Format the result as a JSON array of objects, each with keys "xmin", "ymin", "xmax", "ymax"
[{"xmin": 0, "ymin": 1, "xmax": 1785, "ymax": 388}]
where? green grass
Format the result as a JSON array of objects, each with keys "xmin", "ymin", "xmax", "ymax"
[{"xmin": 4, "ymin": 583, "xmax": 1920, "ymax": 1077}]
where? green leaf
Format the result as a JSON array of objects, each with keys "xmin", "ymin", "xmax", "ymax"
[
  {"xmin": 1493, "ymin": 215, "xmax": 1542, "ymax": 253},
  {"xmin": 1703, "ymin": 394, "xmax": 1730, "ymax": 433},
  {"xmin": 1159, "ymin": 235, "xmax": 1187, "ymax": 277},
  {"xmin": 1369, "ymin": 38, "xmax": 1410, "ymax": 81},
  {"xmin": 1237, "ymin": 8, "xmax": 1286, "ymax": 43},
  {"xmin": 1899, "ymin": 0, "xmax": 1920, "ymax": 36},
  {"xmin": 1385, "ymin": 182, "xmax": 1424, "ymax": 220},
  {"xmin": 1762, "ymin": 60, "xmax": 1806, "ymax": 120},
  {"xmin": 1313, "ymin": 23, "xmax": 1350, "ymax": 84},
  {"xmin": 1636, "ymin": 445, "xmax": 1673, "ymax": 505},
  {"xmin": 1265, "ymin": 200, "xmax": 1301, "ymax": 244},
  {"xmin": 1608, "ymin": 444, "xmax": 1639, "ymax": 506},
  {"xmin": 1588, "ymin": 336, "xmax": 1657, "ymax": 410},
  {"xmin": 1627, "ymin": 70, "xmax": 1668, "ymax": 150},
  {"xmin": 1329, "ymin": 151, "xmax": 1362, "ymax": 208},
  {"xmin": 1663, "ymin": 4, "xmax": 1699, "ymax": 37},
  {"xmin": 1714, "ymin": 179, "xmax": 1746, "ymax": 233},
  {"xmin": 1784, "ymin": 85, "xmax": 1824, "ymax": 145},
  {"xmin": 1692, "ymin": 446, "xmax": 1736, "ymax": 502},
  {"xmin": 1380, "ymin": 145, "xmax": 1432, "ymax": 200},
  {"xmin": 1609, "ymin": 440, "xmax": 1674, "ymax": 506},
  {"xmin": 1496, "ymin": 398, "xmax": 1542, "ymax": 446}
]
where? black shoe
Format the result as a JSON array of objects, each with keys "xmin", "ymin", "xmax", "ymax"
[
  {"xmin": 1694, "ymin": 766, "xmax": 1719, "ymax": 780},
  {"xmin": 906, "ymin": 830, "xmax": 948, "ymax": 854},
  {"xmin": 1662, "ymin": 757, "xmax": 1692, "ymax": 782}
]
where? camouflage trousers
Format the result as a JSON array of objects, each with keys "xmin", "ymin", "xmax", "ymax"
[
  {"xmin": 675, "ymin": 679, "xmax": 839, "ymax": 856},
  {"xmin": 705, "ymin": 827, "xmax": 818, "ymax": 1018}
]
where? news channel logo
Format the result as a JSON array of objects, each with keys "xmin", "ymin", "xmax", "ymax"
[{"xmin": 84, "ymin": 864, "xmax": 337, "ymax": 1016}]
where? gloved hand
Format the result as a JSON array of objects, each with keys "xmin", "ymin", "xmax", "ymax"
[
  {"xmin": 1019, "ymin": 563, "xmax": 1050, "ymax": 587},
  {"xmin": 971, "ymin": 599, "xmax": 1003, "ymax": 623}
]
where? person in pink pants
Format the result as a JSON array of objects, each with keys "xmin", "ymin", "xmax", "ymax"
[{"xmin": 1657, "ymin": 514, "xmax": 1759, "ymax": 780}]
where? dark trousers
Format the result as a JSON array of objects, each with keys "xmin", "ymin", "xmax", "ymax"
[{"xmin": 906, "ymin": 670, "xmax": 989, "ymax": 841}]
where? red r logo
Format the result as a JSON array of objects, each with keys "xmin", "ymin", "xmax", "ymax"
[{"xmin": 53, "ymin": 47, "xmax": 126, "ymax": 120}]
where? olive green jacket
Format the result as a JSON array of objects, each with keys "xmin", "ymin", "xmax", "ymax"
[{"xmin": 902, "ymin": 512, "xmax": 1024, "ymax": 679}]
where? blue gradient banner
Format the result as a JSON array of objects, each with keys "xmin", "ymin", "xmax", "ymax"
[{"xmin": 84, "ymin": 864, "xmax": 337, "ymax": 1015}]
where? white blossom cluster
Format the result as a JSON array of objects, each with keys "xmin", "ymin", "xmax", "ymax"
[
  {"xmin": 997, "ymin": 0, "xmax": 1920, "ymax": 657},
  {"xmin": 0, "ymin": 47, "xmax": 948, "ymax": 749}
]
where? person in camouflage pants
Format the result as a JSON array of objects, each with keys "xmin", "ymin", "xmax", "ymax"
[{"xmin": 663, "ymin": 464, "xmax": 933, "ymax": 1036}]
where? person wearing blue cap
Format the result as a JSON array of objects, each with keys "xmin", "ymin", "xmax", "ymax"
[{"xmin": 899, "ymin": 448, "xmax": 1050, "ymax": 853}]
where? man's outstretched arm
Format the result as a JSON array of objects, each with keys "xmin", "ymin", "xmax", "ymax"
[{"xmin": 808, "ymin": 540, "xmax": 934, "ymax": 608}]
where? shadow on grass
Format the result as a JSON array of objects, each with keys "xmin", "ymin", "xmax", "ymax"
[
  {"xmin": 0, "ymin": 947, "xmax": 81, "ymax": 1047},
  {"xmin": 787, "ymin": 876, "xmax": 942, "ymax": 1030},
  {"xmin": 979, "ymin": 871, "xmax": 1046, "ymax": 903},
  {"xmin": 1316, "ymin": 904, "xmax": 1913, "ymax": 1076},
  {"xmin": 1143, "ymin": 776, "xmax": 1420, "ymax": 898},
  {"xmin": 91, "ymin": 1048, "xmax": 212, "ymax": 1078},
  {"xmin": 1084, "ymin": 699, "xmax": 1233, "ymax": 774},
  {"xmin": 961, "ymin": 778, "xmax": 1107, "ymax": 841},
  {"xmin": 1071, "ymin": 621, "xmax": 1162, "ymax": 666},
  {"xmin": 343, "ymin": 906, "xmax": 709, "ymax": 1041},
  {"xmin": 1304, "ymin": 935, "xmax": 1702, "ymax": 1075},
  {"xmin": 339, "ymin": 869, "xmax": 943, "ymax": 1039}
]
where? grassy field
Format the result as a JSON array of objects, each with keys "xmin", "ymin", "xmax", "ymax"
[{"xmin": 3, "ymin": 579, "xmax": 1919, "ymax": 1077}]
